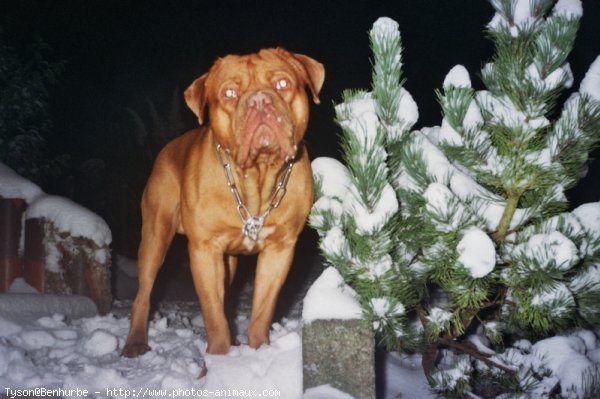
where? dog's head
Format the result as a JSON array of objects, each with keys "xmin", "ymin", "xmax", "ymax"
[{"xmin": 184, "ymin": 48, "xmax": 324, "ymax": 168}]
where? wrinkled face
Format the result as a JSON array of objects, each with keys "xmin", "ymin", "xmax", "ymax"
[{"xmin": 184, "ymin": 49, "xmax": 324, "ymax": 168}]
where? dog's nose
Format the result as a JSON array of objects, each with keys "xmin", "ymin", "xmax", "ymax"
[{"xmin": 247, "ymin": 91, "xmax": 272, "ymax": 110}]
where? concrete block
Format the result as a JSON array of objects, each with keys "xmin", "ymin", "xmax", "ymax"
[{"xmin": 303, "ymin": 319, "xmax": 376, "ymax": 399}]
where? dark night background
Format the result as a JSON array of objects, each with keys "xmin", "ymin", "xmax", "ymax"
[{"xmin": 1, "ymin": 0, "xmax": 600, "ymax": 261}]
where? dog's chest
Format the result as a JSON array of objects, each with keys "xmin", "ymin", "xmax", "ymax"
[{"xmin": 227, "ymin": 225, "xmax": 276, "ymax": 254}]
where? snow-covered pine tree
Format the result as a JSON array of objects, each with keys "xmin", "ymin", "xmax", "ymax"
[
  {"xmin": 394, "ymin": 0, "xmax": 600, "ymax": 395},
  {"xmin": 310, "ymin": 17, "xmax": 419, "ymax": 349},
  {"xmin": 311, "ymin": 1, "xmax": 600, "ymax": 397}
]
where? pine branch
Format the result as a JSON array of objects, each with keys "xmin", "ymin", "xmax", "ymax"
[
  {"xmin": 494, "ymin": 189, "xmax": 521, "ymax": 242},
  {"xmin": 438, "ymin": 336, "xmax": 516, "ymax": 374}
]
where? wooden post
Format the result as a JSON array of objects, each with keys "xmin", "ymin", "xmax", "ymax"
[{"xmin": 0, "ymin": 198, "xmax": 27, "ymax": 292}]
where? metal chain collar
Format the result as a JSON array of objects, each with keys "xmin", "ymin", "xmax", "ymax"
[{"xmin": 216, "ymin": 144, "xmax": 293, "ymax": 241}]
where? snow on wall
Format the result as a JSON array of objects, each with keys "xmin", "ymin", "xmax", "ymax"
[
  {"xmin": 26, "ymin": 195, "xmax": 111, "ymax": 248},
  {"xmin": 0, "ymin": 161, "xmax": 111, "ymax": 276},
  {"xmin": 1, "ymin": 161, "xmax": 111, "ymax": 248},
  {"xmin": 0, "ymin": 162, "xmax": 43, "ymax": 203}
]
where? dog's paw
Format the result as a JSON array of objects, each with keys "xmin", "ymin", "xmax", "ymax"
[{"xmin": 121, "ymin": 342, "xmax": 151, "ymax": 358}]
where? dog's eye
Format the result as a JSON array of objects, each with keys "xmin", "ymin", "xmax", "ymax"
[
  {"xmin": 224, "ymin": 88, "xmax": 238, "ymax": 99},
  {"xmin": 275, "ymin": 79, "xmax": 289, "ymax": 91}
]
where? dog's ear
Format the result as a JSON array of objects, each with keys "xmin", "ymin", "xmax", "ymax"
[
  {"xmin": 184, "ymin": 73, "xmax": 208, "ymax": 125},
  {"xmin": 291, "ymin": 53, "xmax": 325, "ymax": 104}
]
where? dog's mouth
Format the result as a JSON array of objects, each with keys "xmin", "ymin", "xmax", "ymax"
[{"xmin": 235, "ymin": 91, "xmax": 296, "ymax": 169}]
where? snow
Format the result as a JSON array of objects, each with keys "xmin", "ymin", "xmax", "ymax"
[
  {"xmin": 409, "ymin": 131, "xmax": 533, "ymax": 232},
  {"xmin": 553, "ymin": 0, "xmax": 583, "ymax": 18},
  {"xmin": 313, "ymin": 196, "xmax": 342, "ymax": 219},
  {"xmin": 513, "ymin": 0, "xmax": 534, "ymax": 27},
  {"xmin": 396, "ymin": 87, "xmax": 419, "ymax": 133},
  {"xmin": 526, "ymin": 62, "xmax": 572, "ymax": 91},
  {"xmin": 573, "ymin": 329, "xmax": 598, "ymax": 352},
  {"xmin": 466, "ymin": 334, "xmax": 496, "ymax": 356},
  {"xmin": 423, "ymin": 182, "xmax": 469, "ymax": 232},
  {"xmin": 26, "ymin": 195, "xmax": 112, "ymax": 248},
  {"xmin": 0, "ymin": 162, "xmax": 43, "ymax": 204},
  {"xmin": 0, "ymin": 298, "xmax": 304, "ymax": 399},
  {"xmin": 320, "ymin": 226, "xmax": 350, "ymax": 259},
  {"xmin": 572, "ymin": 201, "xmax": 600, "ymax": 236},
  {"xmin": 531, "ymin": 282, "xmax": 574, "ymax": 317},
  {"xmin": 361, "ymin": 254, "xmax": 393, "ymax": 280},
  {"xmin": 463, "ymin": 100, "xmax": 483, "ymax": 128},
  {"xmin": 580, "ymin": 55, "xmax": 600, "ymax": 101},
  {"xmin": 443, "ymin": 65, "xmax": 471, "ymax": 89},
  {"xmin": 516, "ymin": 231, "xmax": 579, "ymax": 271},
  {"xmin": 202, "ymin": 326, "xmax": 303, "ymax": 398},
  {"xmin": 370, "ymin": 297, "xmax": 405, "ymax": 335},
  {"xmin": 456, "ymin": 227, "xmax": 496, "ymax": 278},
  {"xmin": 430, "ymin": 355, "xmax": 472, "ymax": 391},
  {"xmin": 8, "ymin": 277, "xmax": 39, "ymax": 294},
  {"xmin": 1, "ymin": 276, "xmax": 599, "ymax": 398},
  {"xmin": 476, "ymin": 91, "xmax": 550, "ymax": 135},
  {"xmin": 371, "ymin": 17, "xmax": 400, "ymax": 41},
  {"xmin": 427, "ymin": 307, "xmax": 452, "ymax": 326},
  {"xmin": 0, "ymin": 291, "xmax": 436, "ymax": 399},
  {"xmin": 370, "ymin": 297, "xmax": 404, "ymax": 320},
  {"xmin": 0, "ymin": 292, "xmax": 97, "ymax": 322},
  {"xmin": 335, "ymin": 94, "xmax": 380, "ymax": 148},
  {"xmin": 343, "ymin": 183, "xmax": 398, "ymax": 234},
  {"xmin": 311, "ymin": 157, "xmax": 351, "ymax": 200},
  {"xmin": 303, "ymin": 384, "xmax": 355, "ymax": 399},
  {"xmin": 415, "ymin": 134, "xmax": 454, "ymax": 182},
  {"xmin": 532, "ymin": 334, "xmax": 596, "ymax": 398},
  {"xmin": 570, "ymin": 263, "xmax": 600, "ymax": 292},
  {"xmin": 423, "ymin": 182, "xmax": 454, "ymax": 209},
  {"xmin": 383, "ymin": 352, "xmax": 433, "ymax": 399},
  {"xmin": 525, "ymin": 148, "xmax": 553, "ymax": 168},
  {"xmin": 302, "ymin": 267, "xmax": 362, "ymax": 323},
  {"xmin": 438, "ymin": 118, "xmax": 463, "ymax": 146},
  {"xmin": 84, "ymin": 329, "xmax": 119, "ymax": 357},
  {"xmin": 487, "ymin": 0, "xmax": 536, "ymax": 36}
]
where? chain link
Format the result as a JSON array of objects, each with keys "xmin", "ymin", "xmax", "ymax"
[{"xmin": 216, "ymin": 144, "xmax": 293, "ymax": 241}]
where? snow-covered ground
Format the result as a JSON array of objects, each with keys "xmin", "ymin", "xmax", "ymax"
[
  {"xmin": 0, "ymin": 259, "xmax": 433, "ymax": 399},
  {"xmin": 3, "ymin": 264, "xmax": 599, "ymax": 398}
]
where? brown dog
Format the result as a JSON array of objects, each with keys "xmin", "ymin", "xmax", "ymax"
[{"xmin": 122, "ymin": 49, "xmax": 324, "ymax": 357}]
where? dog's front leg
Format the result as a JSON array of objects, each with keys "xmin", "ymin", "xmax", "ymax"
[
  {"xmin": 247, "ymin": 241, "xmax": 296, "ymax": 348},
  {"xmin": 188, "ymin": 241, "xmax": 231, "ymax": 354}
]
